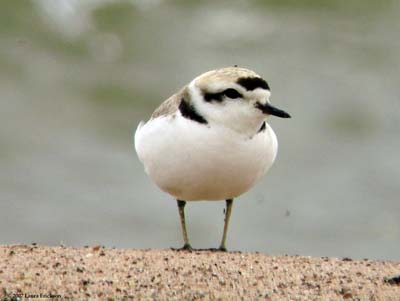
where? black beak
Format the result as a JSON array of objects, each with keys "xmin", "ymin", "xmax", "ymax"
[{"xmin": 255, "ymin": 102, "xmax": 291, "ymax": 118}]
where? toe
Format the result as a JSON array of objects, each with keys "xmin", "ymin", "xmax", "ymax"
[{"xmin": 179, "ymin": 244, "xmax": 193, "ymax": 251}]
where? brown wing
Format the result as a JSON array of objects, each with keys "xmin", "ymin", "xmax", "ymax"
[{"xmin": 151, "ymin": 87, "xmax": 188, "ymax": 119}]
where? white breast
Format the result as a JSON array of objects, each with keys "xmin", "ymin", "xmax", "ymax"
[{"xmin": 135, "ymin": 114, "xmax": 278, "ymax": 201}]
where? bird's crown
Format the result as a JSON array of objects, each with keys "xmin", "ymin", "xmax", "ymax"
[{"xmin": 194, "ymin": 67, "xmax": 270, "ymax": 98}]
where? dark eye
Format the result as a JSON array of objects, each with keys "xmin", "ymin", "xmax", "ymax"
[{"xmin": 223, "ymin": 88, "xmax": 242, "ymax": 99}]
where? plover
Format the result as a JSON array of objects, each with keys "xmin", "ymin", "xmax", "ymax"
[{"xmin": 134, "ymin": 67, "xmax": 290, "ymax": 251}]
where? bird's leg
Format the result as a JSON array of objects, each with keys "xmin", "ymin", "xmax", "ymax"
[
  {"xmin": 177, "ymin": 200, "xmax": 192, "ymax": 250},
  {"xmin": 219, "ymin": 199, "xmax": 233, "ymax": 251}
]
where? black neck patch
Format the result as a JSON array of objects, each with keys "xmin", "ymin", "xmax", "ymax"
[
  {"xmin": 258, "ymin": 122, "xmax": 266, "ymax": 133},
  {"xmin": 179, "ymin": 99, "xmax": 207, "ymax": 124},
  {"xmin": 237, "ymin": 77, "xmax": 270, "ymax": 91}
]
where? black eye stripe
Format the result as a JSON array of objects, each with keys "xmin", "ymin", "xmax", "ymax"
[
  {"xmin": 204, "ymin": 92, "xmax": 223, "ymax": 102},
  {"xmin": 203, "ymin": 89, "xmax": 242, "ymax": 102}
]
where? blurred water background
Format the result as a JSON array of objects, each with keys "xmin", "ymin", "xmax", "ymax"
[{"xmin": 1, "ymin": 0, "xmax": 399, "ymax": 260}]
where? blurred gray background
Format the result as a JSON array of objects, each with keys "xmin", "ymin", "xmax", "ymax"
[{"xmin": 1, "ymin": 0, "xmax": 399, "ymax": 260}]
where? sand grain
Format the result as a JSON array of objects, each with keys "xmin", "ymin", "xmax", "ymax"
[{"xmin": 0, "ymin": 245, "xmax": 399, "ymax": 300}]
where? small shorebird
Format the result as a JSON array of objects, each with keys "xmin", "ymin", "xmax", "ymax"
[{"xmin": 135, "ymin": 67, "xmax": 290, "ymax": 251}]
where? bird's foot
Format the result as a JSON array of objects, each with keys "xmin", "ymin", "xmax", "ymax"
[
  {"xmin": 218, "ymin": 246, "xmax": 228, "ymax": 252},
  {"xmin": 178, "ymin": 244, "xmax": 193, "ymax": 251}
]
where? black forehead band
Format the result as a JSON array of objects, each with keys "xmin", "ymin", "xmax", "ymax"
[{"xmin": 237, "ymin": 77, "xmax": 270, "ymax": 91}]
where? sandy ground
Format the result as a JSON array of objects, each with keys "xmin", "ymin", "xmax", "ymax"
[{"xmin": 0, "ymin": 244, "xmax": 399, "ymax": 300}]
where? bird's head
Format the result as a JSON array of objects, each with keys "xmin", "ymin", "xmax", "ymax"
[{"xmin": 186, "ymin": 67, "xmax": 290, "ymax": 135}]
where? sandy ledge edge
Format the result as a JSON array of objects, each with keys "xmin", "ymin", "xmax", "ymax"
[{"xmin": 0, "ymin": 244, "xmax": 399, "ymax": 300}]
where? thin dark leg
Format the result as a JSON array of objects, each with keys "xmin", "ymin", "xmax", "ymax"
[
  {"xmin": 219, "ymin": 199, "xmax": 233, "ymax": 251},
  {"xmin": 177, "ymin": 200, "xmax": 192, "ymax": 250}
]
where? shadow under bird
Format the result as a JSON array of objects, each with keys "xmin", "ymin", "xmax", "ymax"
[{"xmin": 135, "ymin": 67, "xmax": 290, "ymax": 251}]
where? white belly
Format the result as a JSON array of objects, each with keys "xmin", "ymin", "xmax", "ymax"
[{"xmin": 134, "ymin": 115, "xmax": 278, "ymax": 201}]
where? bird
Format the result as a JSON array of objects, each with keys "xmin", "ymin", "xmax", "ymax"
[{"xmin": 134, "ymin": 66, "xmax": 290, "ymax": 251}]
